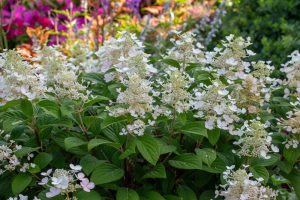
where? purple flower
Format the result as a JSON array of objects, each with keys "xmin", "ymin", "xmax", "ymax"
[
  {"xmin": 38, "ymin": 177, "xmax": 49, "ymax": 185},
  {"xmin": 46, "ymin": 187, "xmax": 61, "ymax": 198},
  {"xmin": 126, "ymin": 0, "xmax": 142, "ymax": 18},
  {"xmin": 80, "ymin": 178, "xmax": 95, "ymax": 192}
]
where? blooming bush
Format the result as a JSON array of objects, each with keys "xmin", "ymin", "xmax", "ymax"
[{"xmin": 0, "ymin": 31, "xmax": 299, "ymax": 200}]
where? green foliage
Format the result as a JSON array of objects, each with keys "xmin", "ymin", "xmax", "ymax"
[{"xmin": 216, "ymin": 0, "xmax": 300, "ymax": 66}]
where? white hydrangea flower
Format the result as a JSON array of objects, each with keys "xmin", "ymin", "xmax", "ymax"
[
  {"xmin": 96, "ymin": 31, "xmax": 157, "ymax": 82},
  {"xmin": 160, "ymin": 69, "xmax": 193, "ymax": 115},
  {"xmin": 0, "ymin": 140, "xmax": 35, "ymax": 174},
  {"xmin": 280, "ymin": 50, "xmax": 300, "ymax": 97},
  {"xmin": 191, "ymin": 80, "xmax": 240, "ymax": 132},
  {"xmin": 109, "ymin": 74, "xmax": 154, "ymax": 118},
  {"xmin": 40, "ymin": 165, "xmax": 94, "ymax": 198},
  {"xmin": 216, "ymin": 166, "xmax": 277, "ymax": 200},
  {"xmin": 0, "ymin": 50, "xmax": 46, "ymax": 104},
  {"xmin": 165, "ymin": 31, "xmax": 205, "ymax": 67},
  {"xmin": 209, "ymin": 35, "xmax": 252, "ymax": 80},
  {"xmin": 233, "ymin": 120, "xmax": 278, "ymax": 159}
]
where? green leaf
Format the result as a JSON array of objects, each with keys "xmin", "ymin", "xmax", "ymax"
[
  {"xmin": 20, "ymin": 99, "xmax": 33, "ymax": 118},
  {"xmin": 101, "ymin": 116, "xmax": 127, "ymax": 129},
  {"xmin": 139, "ymin": 190, "xmax": 165, "ymax": 200},
  {"xmin": 203, "ymin": 157, "xmax": 226, "ymax": 173},
  {"xmin": 143, "ymin": 163, "xmax": 166, "ymax": 179},
  {"xmin": 283, "ymin": 147, "xmax": 300, "ymax": 164},
  {"xmin": 180, "ymin": 121, "xmax": 207, "ymax": 137},
  {"xmin": 38, "ymin": 100, "xmax": 60, "ymax": 118},
  {"xmin": 34, "ymin": 153, "xmax": 53, "ymax": 170},
  {"xmin": 120, "ymin": 138, "xmax": 137, "ymax": 159},
  {"xmin": 207, "ymin": 129, "xmax": 220, "ymax": 145},
  {"xmin": 251, "ymin": 154, "xmax": 279, "ymax": 167},
  {"xmin": 162, "ymin": 58, "xmax": 181, "ymax": 68},
  {"xmin": 80, "ymin": 155, "xmax": 106, "ymax": 175},
  {"xmin": 250, "ymin": 166, "xmax": 269, "ymax": 184},
  {"xmin": 177, "ymin": 185, "xmax": 197, "ymax": 200},
  {"xmin": 0, "ymin": 99, "xmax": 21, "ymax": 112},
  {"xmin": 277, "ymin": 160, "xmax": 294, "ymax": 174},
  {"xmin": 91, "ymin": 163, "xmax": 124, "ymax": 185},
  {"xmin": 160, "ymin": 144, "xmax": 177, "ymax": 155},
  {"xmin": 88, "ymin": 138, "xmax": 115, "ymax": 151},
  {"xmin": 117, "ymin": 187, "xmax": 140, "ymax": 200},
  {"xmin": 64, "ymin": 137, "xmax": 87, "ymax": 151},
  {"xmin": 83, "ymin": 96, "xmax": 109, "ymax": 108},
  {"xmin": 283, "ymin": 169, "xmax": 300, "ymax": 199},
  {"xmin": 195, "ymin": 148, "xmax": 217, "ymax": 166},
  {"xmin": 137, "ymin": 134, "xmax": 161, "ymax": 165},
  {"xmin": 199, "ymin": 191, "xmax": 216, "ymax": 200},
  {"xmin": 169, "ymin": 153, "xmax": 202, "ymax": 169},
  {"xmin": 12, "ymin": 173, "xmax": 32, "ymax": 195},
  {"xmin": 165, "ymin": 195, "xmax": 183, "ymax": 200},
  {"xmin": 77, "ymin": 190, "xmax": 102, "ymax": 200},
  {"xmin": 15, "ymin": 147, "xmax": 39, "ymax": 158}
]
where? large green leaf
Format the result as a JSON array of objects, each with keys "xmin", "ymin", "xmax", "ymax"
[
  {"xmin": 207, "ymin": 129, "xmax": 220, "ymax": 145},
  {"xmin": 91, "ymin": 163, "xmax": 124, "ymax": 185},
  {"xmin": 12, "ymin": 173, "xmax": 32, "ymax": 195},
  {"xmin": 283, "ymin": 147, "xmax": 300, "ymax": 164},
  {"xmin": 64, "ymin": 137, "xmax": 87, "ymax": 151},
  {"xmin": 137, "ymin": 134, "xmax": 161, "ymax": 165},
  {"xmin": 250, "ymin": 166, "xmax": 269, "ymax": 184},
  {"xmin": 34, "ymin": 152, "xmax": 53, "ymax": 170},
  {"xmin": 77, "ymin": 190, "xmax": 102, "ymax": 200},
  {"xmin": 180, "ymin": 122, "xmax": 207, "ymax": 137},
  {"xmin": 117, "ymin": 187, "xmax": 140, "ymax": 200},
  {"xmin": 195, "ymin": 148, "xmax": 217, "ymax": 166},
  {"xmin": 143, "ymin": 163, "xmax": 166, "ymax": 179},
  {"xmin": 20, "ymin": 99, "xmax": 33, "ymax": 119},
  {"xmin": 88, "ymin": 138, "xmax": 118, "ymax": 151},
  {"xmin": 139, "ymin": 191, "xmax": 165, "ymax": 200},
  {"xmin": 15, "ymin": 147, "xmax": 39, "ymax": 158},
  {"xmin": 283, "ymin": 169, "xmax": 300, "ymax": 199},
  {"xmin": 251, "ymin": 154, "xmax": 279, "ymax": 167},
  {"xmin": 177, "ymin": 185, "xmax": 197, "ymax": 200},
  {"xmin": 169, "ymin": 153, "xmax": 202, "ymax": 170},
  {"xmin": 162, "ymin": 58, "xmax": 181, "ymax": 68},
  {"xmin": 120, "ymin": 138, "xmax": 137, "ymax": 159},
  {"xmin": 80, "ymin": 155, "xmax": 106, "ymax": 175},
  {"xmin": 38, "ymin": 100, "xmax": 60, "ymax": 118}
]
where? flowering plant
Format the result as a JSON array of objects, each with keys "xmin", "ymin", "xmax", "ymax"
[{"xmin": 0, "ymin": 31, "xmax": 299, "ymax": 199}]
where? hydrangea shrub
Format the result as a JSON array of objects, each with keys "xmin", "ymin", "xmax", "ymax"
[{"xmin": 0, "ymin": 32, "xmax": 299, "ymax": 200}]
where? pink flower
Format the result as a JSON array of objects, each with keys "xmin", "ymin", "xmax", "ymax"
[{"xmin": 80, "ymin": 178, "xmax": 95, "ymax": 192}]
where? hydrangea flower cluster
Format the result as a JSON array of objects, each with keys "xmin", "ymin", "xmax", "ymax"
[
  {"xmin": 280, "ymin": 108, "xmax": 300, "ymax": 149},
  {"xmin": 96, "ymin": 31, "xmax": 157, "ymax": 82},
  {"xmin": 0, "ymin": 140, "xmax": 36, "ymax": 175},
  {"xmin": 166, "ymin": 31, "xmax": 205, "ymax": 66},
  {"xmin": 109, "ymin": 74, "xmax": 154, "ymax": 118},
  {"xmin": 215, "ymin": 165, "xmax": 277, "ymax": 200},
  {"xmin": 0, "ymin": 46, "xmax": 89, "ymax": 104},
  {"xmin": 232, "ymin": 120, "xmax": 279, "ymax": 159},
  {"xmin": 0, "ymin": 50, "xmax": 46, "ymax": 103},
  {"xmin": 191, "ymin": 80, "xmax": 242, "ymax": 132},
  {"xmin": 160, "ymin": 69, "xmax": 194, "ymax": 115},
  {"xmin": 280, "ymin": 50, "xmax": 300, "ymax": 97},
  {"xmin": 207, "ymin": 34, "xmax": 253, "ymax": 80},
  {"xmin": 39, "ymin": 164, "xmax": 94, "ymax": 198},
  {"xmin": 34, "ymin": 46, "xmax": 89, "ymax": 101}
]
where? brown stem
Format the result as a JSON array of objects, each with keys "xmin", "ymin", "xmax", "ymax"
[
  {"xmin": 29, "ymin": 112, "xmax": 43, "ymax": 151},
  {"xmin": 77, "ymin": 108, "xmax": 90, "ymax": 141}
]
